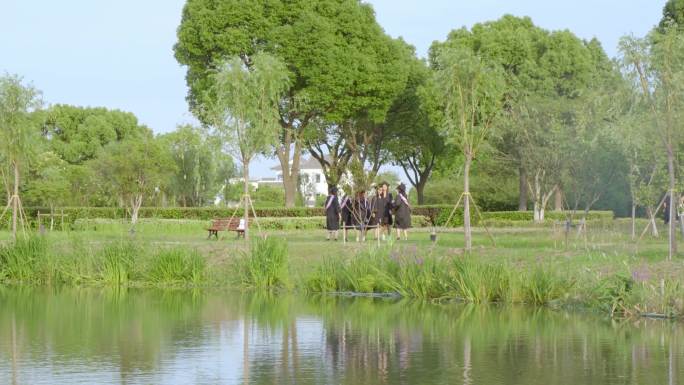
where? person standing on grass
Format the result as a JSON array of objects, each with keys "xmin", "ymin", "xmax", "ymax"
[
  {"xmin": 664, "ymin": 194, "xmax": 671, "ymax": 225},
  {"xmin": 368, "ymin": 184, "xmax": 379, "ymax": 240},
  {"xmin": 324, "ymin": 187, "xmax": 341, "ymax": 241},
  {"xmin": 374, "ymin": 182, "xmax": 392, "ymax": 241},
  {"xmin": 393, "ymin": 183, "xmax": 411, "ymax": 240},
  {"xmin": 340, "ymin": 192, "xmax": 353, "ymax": 242},
  {"xmin": 353, "ymin": 189, "xmax": 371, "ymax": 242}
]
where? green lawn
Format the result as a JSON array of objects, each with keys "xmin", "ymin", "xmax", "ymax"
[{"xmin": 2, "ymin": 218, "xmax": 682, "ymax": 280}]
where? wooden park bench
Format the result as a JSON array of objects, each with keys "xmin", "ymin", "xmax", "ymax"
[{"xmin": 206, "ymin": 218, "xmax": 247, "ymax": 239}]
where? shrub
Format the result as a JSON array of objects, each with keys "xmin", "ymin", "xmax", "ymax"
[
  {"xmin": 592, "ymin": 274, "xmax": 635, "ymax": 316},
  {"xmin": 23, "ymin": 205, "xmax": 614, "ymax": 228}
]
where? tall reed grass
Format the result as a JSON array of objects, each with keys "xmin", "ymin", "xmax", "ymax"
[
  {"xmin": 236, "ymin": 237, "xmax": 290, "ymax": 289},
  {"xmin": 302, "ymin": 246, "xmax": 577, "ymax": 306},
  {"xmin": 0, "ymin": 237, "xmax": 208, "ymax": 287}
]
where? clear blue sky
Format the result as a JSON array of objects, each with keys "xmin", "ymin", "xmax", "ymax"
[{"xmin": 1, "ymin": 0, "xmax": 665, "ymax": 179}]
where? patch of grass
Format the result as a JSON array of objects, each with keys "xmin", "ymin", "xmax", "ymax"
[
  {"xmin": 99, "ymin": 242, "xmax": 138, "ymax": 285},
  {"xmin": 146, "ymin": 248, "xmax": 206, "ymax": 286},
  {"xmin": 520, "ymin": 267, "xmax": 574, "ymax": 305},
  {"xmin": 237, "ymin": 237, "xmax": 290, "ymax": 290},
  {"xmin": 0, "ymin": 237, "xmax": 48, "ymax": 283},
  {"xmin": 304, "ymin": 257, "xmax": 343, "ymax": 293},
  {"xmin": 448, "ymin": 259, "xmax": 510, "ymax": 303}
]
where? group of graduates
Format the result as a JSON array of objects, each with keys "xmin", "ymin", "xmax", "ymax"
[{"xmin": 323, "ymin": 181, "xmax": 412, "ymax": 242}]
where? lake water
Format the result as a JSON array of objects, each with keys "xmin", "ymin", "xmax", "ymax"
[{"xmin": 0, "ymin": 287, "xmax": 682, "ymax": 384}]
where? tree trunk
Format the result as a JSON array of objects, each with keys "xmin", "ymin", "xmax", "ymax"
[
  {"xmin": 631, "ymin": 203, "xmax": 636, "ymax": 240},
  {"xmin": 554, "ymin": 188, "xmax": 563, "ymax": 211},
  {"xmin": 518, "ymin": 166, "xmax": 528, "ymax": 211},
  {"xmin": 416, "ymin": 180, "xmax": 426, "ymax": 205},
  {"xmin": 282, "ymin": 174, "xmax": 298, "ymax": 208},
  {"xmin": 647, "ymin": 207, "xmax": 659, "ymax": 237},
  {"xmin": 11, "ymin": 161, "xmax": 19, "ymax": 241},
  {"xmin": 243, "ymin": 160, "xmax": 250, "ymax": 241},
  {"xmin": 463, "ymin": 155, "xmax": 472, "ymax": 252},
  {"xmin": 533, "ymin": 203, "xmax": 544, "ymax": 223},
  {"xmin": 130, "ymin": 194, "xmax": 142, "ymax": 225},
  {"xmin": 276, "ymin": 137, "xmax": 302, "ymax": 208},
  {"xmin": 666, "ymin": 148, "xmax": 677, "ymax": 259}
]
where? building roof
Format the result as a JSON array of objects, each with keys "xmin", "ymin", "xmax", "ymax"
[{"xmin": 270, "ymin": 156, "xmax": 324, "ymax": 171}]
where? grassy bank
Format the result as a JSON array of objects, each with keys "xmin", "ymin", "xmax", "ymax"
[{"xmin": 1, "ymin": 225, "xmax": 683, "ymax": 319}]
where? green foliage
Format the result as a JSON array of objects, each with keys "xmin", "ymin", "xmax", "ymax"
[
  {"xmin": 592, "ymin": 274, "xmax": 635, "ymax": 316},
  {"xmin": 660, "ymin": 0, "xmax": 684, "ymax": 30},
  {"xmin": 99, "ymin": 242, "xmax": 137, "ymax": 285},
  {"xmin": 253, "ymin": 185, "xmax": 285, "ymax": 207},
  {"xmin": 448, "ymin": 259, "xmax": 510, "ymax": 303},
  {"xmin": 304, "ymin": 257, "xmax": 343, "ymax": 293},
  {"xmin": 237, "ymin": 237, "xmax": 289, "ymax": 289},
  {"xmin": 0, "ymin": 74, "xmax": 42, "ymax": 166},
  {"xmin": 23, "ymin": 151, "xmax": 70, "ymax": 208},
  {"xmin": 43, "ymin": 104, "xmax": 148, "ymax": 164},
  {"xmin": 146, "ymin": 248, "xmax": 205, "ymax": 285},
  {"xmin": 0, "ymin": 236, "xmax": 47, "ymax": 282},
  {"xmin": 521, "ymin": 268, "xmax": 574, "ymax": 305},
  {"xmin": 301, "ymin": 247, "xmax": 576, "ymax": 305},
  {"xmin": 207, "ymin": 53, "xmax": 289, "ymax": 164},
  {"xmin": 95, "ymin": 135, "xmax": 175, "ymax": 221},
  {"xmin": 158, "ymin": 125, "xmax": 235, "ymax": 207},
  {"xmin": 23, "ymin": 206, "xmax": 611, "ymax": 229}
]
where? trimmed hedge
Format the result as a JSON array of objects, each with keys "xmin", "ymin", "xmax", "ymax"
[
  {"xmin": 72, "ymin": 216, "xmax": 432, "ymax": 232},
  {"xmin": 413, "ymin": 205, "xmax": 614, "ymax": 227},
  {"xmin": 21, "ymin": 206, "xmax": 613, "ymax": 228}
]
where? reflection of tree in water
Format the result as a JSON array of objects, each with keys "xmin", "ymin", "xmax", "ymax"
[
  {"xmin": 243, "ymin": 296, "xmax": 683, "ymax": 385},
  {"xmin": 1, "ymin": 289, "xmax": 682, "ymax": 384},
  {"xmin": 0, "ymin": 286, "xmax": 207, "ymax": 382}
]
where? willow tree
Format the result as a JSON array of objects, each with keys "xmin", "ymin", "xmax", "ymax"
[
  {"xmin": 433, "ymin": 47, "xmax": 505, "ymax": 251},
  {"xmin": 620, "ymin": 26, "xmax": 684, "ymax": 259},
  {"xmin": 0, "ymin": 74, "xmax": 42, "ymax": 240},
  {"xmin": 205, "ymin": 53, "xmax": 289, "ymax": 240}
]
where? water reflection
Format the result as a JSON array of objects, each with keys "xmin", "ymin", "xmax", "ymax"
[{"xmin": 0, "ymin": 287, "xmax": 682, "ymax": 384}]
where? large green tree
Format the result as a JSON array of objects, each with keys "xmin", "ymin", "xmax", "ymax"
[
  {"xmin": 175, "ymin": 0, "xmax": 407, "ymax": 206},
  {"xmin": 620, "ymin": 27, "xmax": 684, "ymax": 259},
  {"xmin": 0, "ymin": 74, "xmax": 42, "ymax": 239},
  {"xmin": 43, "ymin": 105, "xmax": 147, "ymax": 164},
  {"xmin": 432, "ymin": 16, "xmax": 550, "ymax": 211},
  {"xmin": 159, "ymin": 125, "xmax": 235, "ymax": 207},
  {"xmin": 96, "ymin": 136, "xmax": 174, "ymax": 226},
  {"xmin": 432, "ymin": 46, "xmax": 505, "ymax": 251},
  {"xmin": 385, "ymin": 58, "xmax": 445, "ymax": 204},
  {"xmin": 205, "ymin": 53, "xmax": 289, "ymax": 240},
  {"xmin": 660, "ymin": 0, "xmax": 684, "ymax": 30}
]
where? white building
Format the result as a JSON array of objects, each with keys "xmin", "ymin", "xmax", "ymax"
[
  {"xmin": 271, "ymin": 157, "xmax": 330, "ymax": 206},
  {"xmin": 223, "ymin": 157, "xmax": 351, "ymax": 207}
]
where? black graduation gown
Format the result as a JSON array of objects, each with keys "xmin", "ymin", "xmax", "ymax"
[
  {"xmin": 352, "ymin": 198, "xmax": 372, "ymax": 228},
  {"xmin": 393, "ymin": 193, "xmax": 411, "ymax": 229},
  {"xmin": 324, "ymin": 195, "xmax": 340, "ymax": 230},
  {"xmin": 375, "ymin": 193, "xmax": 393, "ymax": 225},
  {"xmin": 340, "ymin": 196, "xmax": 353, "ymax": 228},
  {"xmin": 368, "ymin": 196, "xmax": 379, "ymax": 226}
]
